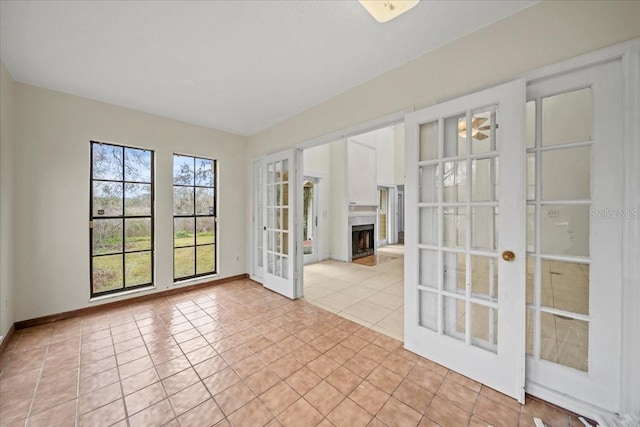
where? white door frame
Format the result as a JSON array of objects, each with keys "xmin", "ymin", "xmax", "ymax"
[{"xmin": 250, "ymin": 158, "xmax": 264, "ymax": 283}]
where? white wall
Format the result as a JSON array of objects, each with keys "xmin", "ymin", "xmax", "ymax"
[
  {"xmin": 303, "ymin": 143, "xmax": 331, "ymax": 260},
  {"xmin": 0, "ymin": 60, "xmax": 15, "ymax": 340},
  {"xmin": 329, "ymin": 139, "xmax": 347, "ymax": 260},
  {"xmin": 247, "ymin": 1, "xmax": 640, "ymax": 156},
  {"xmin": 393, "ymin": 124, "xmax": 405, "ymax": 185},
  {"xmin": 13, "ymin": 83, "xmax": 248, "ymax": 322}
]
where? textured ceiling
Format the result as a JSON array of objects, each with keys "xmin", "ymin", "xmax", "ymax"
[{"xmin": 0, "ymin": 1, "xmax": 536, "ymax": 136}]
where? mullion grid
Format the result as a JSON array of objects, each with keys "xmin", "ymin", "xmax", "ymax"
[
  {"xmin": 173, "ymin": 155, "xmax": 216, "ymax": 281},
  {"xmin": 528, "ymin": 96, "xmax": 593, "ymax": 362},
  {"xmin": 90, "ymin": 142, "xmax": 154, "ymax": 297}
]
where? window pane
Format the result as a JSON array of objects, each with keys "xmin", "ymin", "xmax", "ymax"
[
  {"xmin": 92, "ymin": 219, "xmax": 123, "ymax": 255},
  {"xmin": 419, "ymin": 121, "xmax": 439, "ymax": 161},
  {"xmin": 125, "ymin": 218, "xmax": 151, "ymax": 252},
  {"xmin": 470, "ymin": 109, "xmax": 496, "ymax": 154},
  {"xmin": 173, "ymin": 187, "xmax": 194, "ymax": 215},
  {"xmin": 174, "ymin": 218, "xmax": 195, "ymax": 247},
  {"xmin": 174, "ymin": 247, "xmax": 195, "ymax": 279},
  {"xmin": 195, "ymin": 158, "xmax": 214, "ymax": 187},
  {"xmin": 93, "ymin": 181, "xmax": 123, "ymax": 216},
  {"xmin": 444, "ymin": 207, "xmax": 466, "ymax": 248},
  {"xmin": 443, "ymin": 161, "xmax": 466, "ymax": 203},
  {"xmin": 541, "ymin": 204, "xmax": 589, "ymax": 257},
  {"xmin": 472, "ymin": 207, "xmax": 498, "ymax": 250},
  {"xmin": 196, "ymin": 245, "xmax": 215, "ymax": 275},
  {"xmin": 93, "ymin": 144, "xmax": 123, "ymax": 180},
  {"xmin": 444, "ymin": 115, "xmax": 466, "ymax": 157},
  {"xmin": 124, "ymin": 148, "xmax": 152, "ymax": 183},
  {"xmin": 196, "ymin": 217, "xmax": 215, "ymax": 245},
  {"xmin": 444, "ymin": 296, "xmax": 465, "ymax": 341},
  {"xmin": 541, "ymin": 312, "xmax": 588, "ymax": 372},
  {"xmin": 125, "ymin": 251, "xmax": 152, "ymax": 287},
  {"xmin": 125, "ymin": 183, "xmax": 151, "ymax": 216},
  {"xmin": 173, "ymin": 155, "xmax": 194, "ymax": 185},
  {"xmin": 470, "ymin": 303, "xmax": 498, "ymax": 353},
  {"xmin": 92, "ymin": 254, "xmax": 123, "ymax": 293},
  {"xmin": 541, "ymin": 260, "xmax": 589, "ymax": 315},
  {"xmin": 195, "ymin": 188, "xmax": 214, "ymax": 215},
  {"xmin": 419, "ymin": 290, "xmax": 438, "ymax": 331}
]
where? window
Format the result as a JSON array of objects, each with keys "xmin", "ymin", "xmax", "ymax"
[
  {"xmin": 90, "ymin": 142, "xmax": 154, "ymax": 297},
  {"xmin": 173, "ymin": 155, "xmax": 217, "ymax": 280}
]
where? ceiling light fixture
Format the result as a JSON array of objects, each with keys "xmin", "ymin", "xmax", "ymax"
[{"xmin": 359, "ymin": 0, "xmax": 420, "ymax": 23}]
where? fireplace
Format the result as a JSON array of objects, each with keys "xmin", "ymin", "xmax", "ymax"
[{"xmin": 352, "ymin": 224, "xmax": 375, "ymax": 260}]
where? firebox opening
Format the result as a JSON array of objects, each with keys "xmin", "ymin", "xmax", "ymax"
[{"xmin": 352, "ymin": 224, "xmax": 375, "ymax": 260}]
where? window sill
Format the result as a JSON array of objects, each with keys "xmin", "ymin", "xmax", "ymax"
[
  {"xmin": 89, "ymin": 285, "xmax": 156, "ymax": 303},
  {"xmin": 173, "ymin": 274, "xmax": 220, "ymax": 287}
]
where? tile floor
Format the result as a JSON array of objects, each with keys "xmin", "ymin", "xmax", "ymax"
[
  {"xmin": 0, "ymin": 278, "xmax": 584, "ymax": 427},
  {"xmin": 302, "ymin": 246, "xmax": 405, "ymax": 341}
]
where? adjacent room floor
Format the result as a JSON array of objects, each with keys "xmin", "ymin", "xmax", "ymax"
[
  {"xmin": 0, "ymin": 278, "xmax": 582, "ymax": 426},
  {"xmin": 303, "ymin": 246, "xmax": 405, "ymax": 341}
]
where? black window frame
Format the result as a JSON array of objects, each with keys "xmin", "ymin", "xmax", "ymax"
[
  {"xmin": 90, "ymin": 141, "xmax": 155, "ymax": 298},
  {"xmin": 172, "ymin": 154, "xmax": 217, "ymax": 281}
]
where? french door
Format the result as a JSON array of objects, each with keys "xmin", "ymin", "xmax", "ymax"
[
  {"xmin": 253, "ymin": 149, "xmax": 301, "ymax": 299},
  {"xmin": 524, "ymin": 60, "xmax": 623, "ymax": 413},
  {"xmin": 405, "ymin": 80, "xmax": 527, "ymax": 402}
]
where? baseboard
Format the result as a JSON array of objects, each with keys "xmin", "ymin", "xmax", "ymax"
[
  {"xmin": 14, "ymin": 273, "xmax": 248, "ymax": 330},
  {"xmin": 0, "ymin": 323, "xmax": 16, "ymax": 355}
]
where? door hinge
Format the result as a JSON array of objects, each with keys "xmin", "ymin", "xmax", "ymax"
[{"xmin": 89, "ymin": 220, "xmax": 93, "ymax": 229}]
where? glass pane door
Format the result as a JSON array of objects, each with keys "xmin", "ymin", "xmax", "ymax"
[{"xmin": 405, "ymin": 79, "xmax": 526, "ymax": 402}]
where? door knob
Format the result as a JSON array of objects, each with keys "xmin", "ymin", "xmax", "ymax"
[{"xmin": 502, "ymin": 251, "xmax": 516, "ymax": 262}]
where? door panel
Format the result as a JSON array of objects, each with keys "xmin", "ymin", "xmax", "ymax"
[
  {"xmin": 262, "ymin": 150, "xmax": 297, "ymax": 298},
  {"xmin": 405, "ymin": 79, "xmax": 526, "ymax": 402},
  {"xmin": 524, "ymin": 60, "xmax": 623, "ymax": 412}
]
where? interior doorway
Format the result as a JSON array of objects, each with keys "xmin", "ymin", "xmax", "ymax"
[{"xmin": 303, "ymin": 177, "xmax": 320, "ymax": 264}]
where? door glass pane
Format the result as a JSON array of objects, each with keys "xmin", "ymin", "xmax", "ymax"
[
  {"xmin": 420, "ymin": 165, "xmax": 439, "ymax": 203},
  {"xmin": 443, "ymin": 296, "xmax": 465, "ymax": 342},
  {"xmin": 541, "ymin": 312, "xmax": 588, "ymax": 372},
  {"xmin": 541, "ymin": 260, "xmax": 589, "ymax": 315},
  {"xmin": 196, "ymin": 217, "xmax": 215, "ymax": 245},
  {"xmin": 526, "ymin": 256, "xmax": 535, "ymax": 305},
  {"xmin": 472, "ymin": 157, "xmax": 497, "ymax": 202},
  {"xmin": 541, "ymin": 205, "xmax": 589, "ymax": 257},
  {"xmin": 282, "ymin": 231, "xmax": 289, "ymax": 255},
  {"xmin": 125, "ymin": 218, "xmax": 151, "ymax": 251},
  {"xmin": 174, "ymin": 218, "xmax": 195, "ymax": 247},
  {"xmin": 527, "ymin": 154, "xmax": 535, "ymax": 201},
  {"xmin": 472, "ymin": 207, "xmax": 497, "ymax": 250},
  {"xmin": 470, "ymin": 110, "xmax": 496, "ymax": 154},
  {"xmin": 443, "ymin": 161, "xmax": 466, "ymax": 203},
  {"xmin": 443, "ymin": 252, "xmax": 465, "ymax": 293},
  {"xmin": 444, "ymin": 207, "xmax": 466, "ymax": 248},
  {"xmin": 282, "ymin": 208, "xmax": 289, "ymax": 231},
  {"xmin": 527, "ymin": 204, "xmax": 535, "ymax": 252},
  {"xmin": 125, "ymin": 251, "xmax": 151, "ymax": 287},
  {"xmin": 526, "ymin": 308, "xmax": 534, "ymax": 356},
  {"xmin": 124, "ymin": 148, "xmax": 152, "ymax": 183},
  {"xmin": 419, "ymin": 249, "xmax": 438, "ymax": 289},
  {"xmin": 471, "ymin": 255, "xmax": 498, "ymax": 300},
  {"xmin": 173, "ymin": 155, "xmax": 194, "ymax": 185},
  {"xmin": 542, "ymin": 146, "xmax": 590, "ymax": 200},
  {"xmin": 419, "ymin": 208, "xmax": 438, "ymax": 245},
  {"xmin": 125, "ymin": 183, "xmax": 151, "ymax": 216},
  {"xmin": 526, "ymin": 100, "xmax": 536, "ymax": 149},
  {"xmin": 470, "ymin": 303, "xmax": 498, "ymax": 352},
  {"xmin": 196, "ymin": 245, "xmax": 215, "ymax": 275},
  {"xmin": 542, "ymin": 88, "xmax": 591, "ymax": 147},
  {"xmin": 93, "ymin": 181, "xmax": 123, "ymax": 216},
  {"xmin": 444, "ymin": 115, "xmax": 466, "ymax": 157},
  {"xmin": 93, "ymin": 254, "xmax": 123, "ymax": 292},
  {"xmin": 282, "ymin": 184, "xmax": 289, "ymax": 206},
  {"xmin": 419, "ymin": 121, "xmax": 439, "ymax": 161},
  {"xmin": 419, "ymin": 291, "xmax": 438, "ymax": 331},
  {"xmin": 93, "ymin": 144, "xmax": 123, "ymax": 180},
  {"xmin": 93, "ymin": 219, "xmax": 123, "ymax": 255},
  {"xmin": 282, "ymin": 256, "xmax": 289, "ymax": 279},
  {"xmin": 174, "ymin": 247, "xmax": 195, "ymax": 278}
]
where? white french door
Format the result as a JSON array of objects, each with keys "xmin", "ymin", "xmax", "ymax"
[
  {"xmin": 405, "ymin": 80, "xmax": 527, "ymax": 402},
  {"xmin": 252, "ymin": 149, "xmax": 301, "ymax": 299},
  {"xmin": 524, "ymin": 60, "xmax": 623, "ymax": 414}
]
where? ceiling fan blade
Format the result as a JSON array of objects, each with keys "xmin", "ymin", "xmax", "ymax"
[
  {"xmin": 474, "ymin": 132, "xmax": 489, "ymax": 141},
  {"xmin": 472, "ymin": 117, "xmax": 488, "ymax": 127},
  {"xmin": 478, "ymin": 125, "xmax": 492, "ymax": 131}
]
